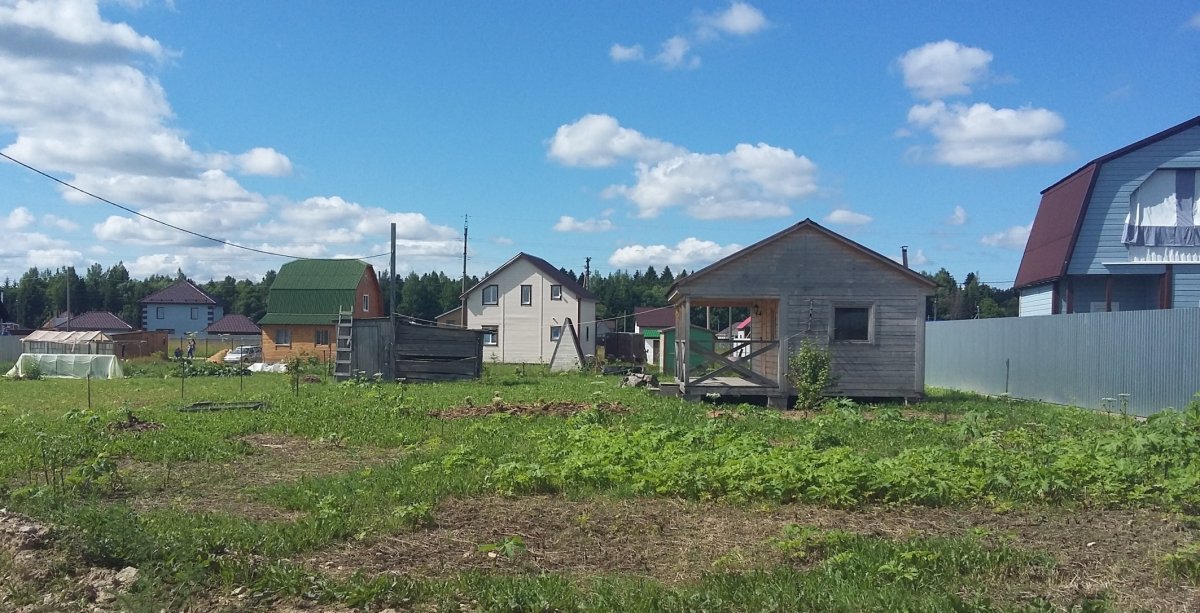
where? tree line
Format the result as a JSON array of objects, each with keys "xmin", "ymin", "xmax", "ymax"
[{"xmin": 0, "ymin": 261, "xmax": 1017, "ymax": 331}]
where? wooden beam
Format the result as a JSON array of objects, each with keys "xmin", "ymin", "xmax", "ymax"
[{"xmin": 1105, "ymin": 276, "xmax": 1113, "ymax": 312}]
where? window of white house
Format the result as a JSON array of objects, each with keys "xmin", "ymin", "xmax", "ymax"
[
  {"xmin": 833, "ymin": 306, "xmax": 871, "ymax": 342},
  {"xmin": 190, "ymin": 307, "xmax": 199, "ymax": 320},
  {"xmin": 550, "ymin": 325, "xmax": 563, "ymax": 341},
  {"xmin": 274, "ymin": 328, "xmax": 291, "ymax": 345},
  {"xmin": 482, "ymin": 325, "xmax": 499, "ymax": 346},
  {"xmin": 362, "ymin": 294, "xmax": 369, "ymax": 312},
  {"xmin": 482, "ymin": 285, "xmax": 499, "ymax": 305},
  {"xmin": 156, "ymin": 307, "xmax": 164, "ymax": 319},
  {"xmin": 550, "ymin": 285, "xmax": 563, "ymax": 301},
  {"xmin": 314, "ymin": 329, "xmax": 329, "ymax": 345},
  {"xmin": 520, "ymin": 284, "xmax": 532, "ymax": 305}
]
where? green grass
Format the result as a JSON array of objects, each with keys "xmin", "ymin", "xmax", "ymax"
[{"xmin": 0, "ymin": 368, "xmax": 1197, "ymax": 611}]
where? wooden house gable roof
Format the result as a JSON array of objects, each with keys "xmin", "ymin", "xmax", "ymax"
[{"xmin": 668, "ymin": 219, "xmax": 934, "ymax": 300}]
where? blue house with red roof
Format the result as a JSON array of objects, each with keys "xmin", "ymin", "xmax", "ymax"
[
  {"xmin": 1016, "ymin": 115, "xmax": 1200, "ymax": 315},
  {"xmin": 138, "ymin": 279, "xmax": 224, "ymax": 336}
]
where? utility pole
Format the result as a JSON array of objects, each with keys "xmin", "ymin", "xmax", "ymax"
[
  {"xmin": 460, "ymin": 215, "xmax": 468, "ymax": 327},
  {"xmin": 65, "ymin": 267, "xmax": 72, "ymax": 331},
  {"xmin": 584, "ymin": 257, "xmax": 591, "ymax": 289},
  {"xmin": 387, "ymin": 222, "xmax": 396, "ymax": 381}
]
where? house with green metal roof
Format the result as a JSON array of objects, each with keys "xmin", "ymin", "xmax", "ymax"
[{"xmin": 258, "ymin": 259, "xmax": 384, "ymax": 362}]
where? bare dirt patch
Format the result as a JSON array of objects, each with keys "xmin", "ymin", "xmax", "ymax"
[
  {"xmin": 429, "ymin": 401, "xmax": 629, "ymax": 419},
  {"xmin": 106, "ymin": 411, "xmax": 165, "ymax": 433},
  {"xmin": 121, "ymin": 434, "xmax": 400, "ymax": 521},
  {"xmin": 305, "ymin": 496, "xmax": 1199, "ymax": 612}
]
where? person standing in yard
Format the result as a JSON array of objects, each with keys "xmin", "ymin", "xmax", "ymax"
[{"xmin": 186, "ymin": 338, "xmax": 196, "ymax": 359}]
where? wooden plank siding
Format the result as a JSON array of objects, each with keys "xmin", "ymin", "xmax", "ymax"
[
  {"xmin": 1068, "ymin": 126, "xmax": 1200, "ymax": 276},
  {"xmin": 1173, "ymin": 266, "xmax": 1200, "ymax": 308},
  {"xmin": 673, "ymin": 223, "xmax": 933, "ymax": 399}
]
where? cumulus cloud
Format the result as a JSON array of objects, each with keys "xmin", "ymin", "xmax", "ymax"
[
  {"xmin": 547, "ymin": 114, "xmax": 684, "ymax": 167},
  {"xmin": 905, "ymin": 101, "xmax": 1069, "ymax": 168},
  {"xmin": 654, "ymin": 36, "xmax": 699, "ymax": 69},
  {"xmin": 604, "ymin": 143, "xmax": 817, "ymax": 219},
  {"xmin": 609, "ymin": 237, "xmax": 741, "ymax": 269},
  {"xmin": 949, "ymin": 205, "xmax": 968, "ymax": 225},
  {"xmin": 235, "ymin": 147, "xmax": 292, "ymax": 176},
  {"xmin": 610, "ymin": 2, "xmax": 768, "ymax": 69},
  {"xmin": 550, "ymin": 115, "xmax": 817, "ymax": 220},
  {"xmin": 0, "ymin": 0, "xmax": 166, "ymax": 60},
  {"xmin": 824, "ymin": 208, "xmax": 872, "ymax": 225},
  {"xmin": 3, "ymin": 207, "xmax": 34, "ymax": 230},
  {"xmin": 267, "ymin": 197, "xmax": 461, "ymax": 257},
  {"xmin": 908, "ymin": 249, "xmax": 930, "ymax": 266},
  {"xmin": 697, "ymin": 2, "xmax": 769, "ymax": 37},
  {"xmin": 897, "ymin": 40, "xmax": 992, "ymax": 100},
  {"xmin": 609, "ymin": 43, "xmax": 643, "ymax": 62},
  {"xmin": 553, "ymin": 216, "xmax": 615, "ymax": 233},
  {"xmin": 980, "ymin": 224, "xmax": 1032, "ymax": 249},
  {"xmin": 42, "ymin": 213, "xmax": 79, "ymax": 231},
  {"xmin": 26, "ymin": 248, "xmax": 82, "ymax": 270},
  {"xmin": 125, "ymin": 253, "xmax": 188, "ymax": 278}
]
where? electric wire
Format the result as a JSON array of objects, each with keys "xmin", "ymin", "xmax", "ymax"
[{"xmin": 0, "ymin": 151, "xmax": 391, "ymax": 261}]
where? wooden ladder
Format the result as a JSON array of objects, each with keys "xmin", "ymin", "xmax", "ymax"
[{"xmin": 333, "ymin": 307, "xmax": 354, "ymax": 381}]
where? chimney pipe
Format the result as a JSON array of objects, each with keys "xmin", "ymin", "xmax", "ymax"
[{"xmin": 901, "ymin": 246, "xmax": 909, "ymax": 268}]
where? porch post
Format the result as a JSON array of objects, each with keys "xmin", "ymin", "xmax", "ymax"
[
  {"xmin": 679, "ymin": 298, "xmax": 690, "ymax": 387},
  {"xmin": 775, "ymin": 296, "xmax": 789, "ymax": 394}
]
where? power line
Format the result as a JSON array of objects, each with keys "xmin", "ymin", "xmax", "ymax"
[{"xmin": 0, "ymin": 151, "xmax": 390, "ymax": 262}]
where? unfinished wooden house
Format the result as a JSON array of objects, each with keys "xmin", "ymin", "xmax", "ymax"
[{"xmin": 667, "ymin": 219, "xmax": 936, "ymax": 406}]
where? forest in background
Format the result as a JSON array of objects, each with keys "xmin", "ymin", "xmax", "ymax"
[{"xmin": 0, "ymin": 262, "xmax": 1016, "ymax": 332}]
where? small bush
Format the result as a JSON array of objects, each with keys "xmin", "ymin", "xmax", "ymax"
[{"xmin": 787, "ymin": 339, "xmax": 835, "ymax": 410}]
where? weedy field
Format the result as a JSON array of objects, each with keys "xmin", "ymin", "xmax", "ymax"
[{"xmin": 0, "ymin": 360, "xmax": 1198, "ymax": 612}]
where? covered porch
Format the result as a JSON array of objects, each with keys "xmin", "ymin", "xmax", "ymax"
[{"xmin": 671, "ymin": 297, "xmax": 789, "ymax": 406}]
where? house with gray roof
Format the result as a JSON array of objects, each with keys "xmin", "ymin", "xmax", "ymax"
[{"xmin": 138, "ymin": 279, "xmax": 223, "ymax": 336}]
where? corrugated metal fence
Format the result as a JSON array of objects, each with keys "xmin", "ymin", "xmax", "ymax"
[
  {"xmin": 0, "ymin": 336, "xmax": 21, "ymax": 362},
  {"xmin": 926, "ymin": 309, "xmax": 1200, "ymax": 416}
]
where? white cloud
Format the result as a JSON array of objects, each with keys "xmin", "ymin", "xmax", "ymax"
[
  {"xmin": 824, "ymin": 208, "xmax": 872, "ymax": 225},
  {"xmin": 948, "ymin": 205, "xmax": 967, "ymax": 225},
  {"xmin": 905, "ymin": 101, "xmax": 1069, "ymax": 168},
  {"xmin": 609, "ymin": 237, "xmax": 741, "ymax": 269},
  {"xmin": 1189, "ymin": 12, "xmax": 1200, "ymax": 29},
  {"xmin": 269, "ymin": 197, "xmax": 460, "ymax": 257},
  {"xmin": 654, "ymin": 36, "xmax": 700, "ymax": 69},
  {"xmin": 547, "ymin": 114, "xmax": 684, "ymax": 167},
  {"xmin": 897, "ymin": 40, "xmax": 992, "ymax": 100},
  {"xmin": 493, "ymin": 236, "xmax": 514, "ymax": 246},
  {"xmin": 553, "ymin": 216, "xmax": 615, "ymax": 233},
  {"xmin": 606, "ymin": 142, "xmax": 817, "ymax": 219},
  {"xmin": 26, "ymin": 248, "xmax": 82, "ymax": 270},
  {"xmin": 0, "ymin": 0, "xmax": 166, "ymax": 60},
  {"xmin": 42, "ymin": 213, "xmax": 79, "ymax": 231},
  {"xmin": 908, "ymin": 249, "xmax": 930, "ymax": 266},
  {"xmin": 611, "ymin": 2, "xmax": 767, "ymax": 70},
  {"xmin": 980, "ymin": 224, "xmax": 1032, "ymax": 250},
  {"xmin": 609, "ymin": 43, "xmax": 643, "ymax": 62},
  {"xmin": 3, "ymin": 207, "xmax": 34, "ymax": 230},
  {"xmin": 126, "ymin": 253, "xmax": 188, "ymax": 278},
  {"xmin": 235, "ymin": 147, "xmax": 292, "ymax": 176},
  {"xmin": 697, "ymin": 2, "xmax": 769, "ymax": 37}
]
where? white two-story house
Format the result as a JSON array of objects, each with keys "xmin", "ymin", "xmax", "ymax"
[{"xmin": 464, "ymin": 252, "xmax": 596, "ymax": 363}]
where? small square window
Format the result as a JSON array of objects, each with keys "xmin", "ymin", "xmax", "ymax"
[
  {"xmin": 482, "ymin": 325, "xmax": 499, "ymax": 346},
  {"xmin": 482, "ymin": 285, "xmax": 499, "ymax": 305},
  {"xmin": 315, "ymin": 329, "xmax": 329, "ymax": 345},
  {"xmin": 520, "ymin": 284, "xmax": 532, "ymax": 305},
  {"xmin": 550, "ymin": 325, "xmax": 563, "ymax": 341},
  {"xmin": 833, "ymin": 307, "xmax": 870, "ymax": 341},
  {"xmin": 274, "ymin": 328, "xmax": 291, "ymax": 345},
  {"xmin": 550, "ymin": 285, "xmax": 563, "ymax": 301}
]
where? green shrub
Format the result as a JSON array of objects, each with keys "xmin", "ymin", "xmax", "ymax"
[{"xmin": 787, "ymin": 339, "xmax": 835, "ymax": 410}]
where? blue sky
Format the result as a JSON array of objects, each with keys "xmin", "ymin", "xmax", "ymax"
[{"xmin": 2, "ymin": 1, "xmax": 1199, "ymax": 287}]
